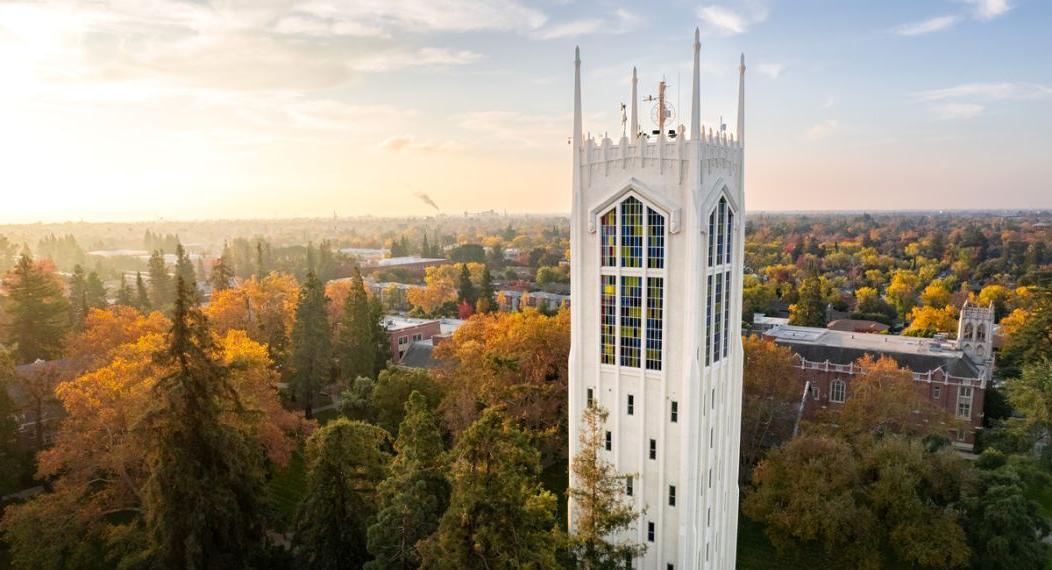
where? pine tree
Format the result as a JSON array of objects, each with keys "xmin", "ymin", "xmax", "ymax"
[
  {"xmin": 317, "ymin": 240, "xmax": 337, "ymax": 284},
  {"xmin": 293, "ymin": 419, "xmax": 390, "ymax": 569},
  {"xmin": 147, "ymin": 250, "xmax": 173, "ymax": 311},
  {"xmin": 84, "ymin": 271, "xmax": 107, "ymax": 310},
  {"xmin": 289, "ymin": 270, "xmax": 333, "ymax": 418},
  {"xmin": 456, "ymin": 263, "xmax": 476, "ymax": 307},
  {"xmin": 255, "ymin": 240, "xmax": 267, "ymax": 278},
  {"xmin": 174, "ymin": 244, "xmax": 196, "ymax": 296},
  {"xmin": 140, "ymin": 276, "xmax": 268, "ymax": 567},
  {"xmin": 116, "ymin": 277, "xmax": 135, "ymax": 307},
  {"xmin": 0, "ymin": 346, "xmax": 22, "ymax": 493},
  {"xmin": 1, "ymin": 254, "xmax": 69, "ymax": 363},
  {"xmin": 476, "ymin": 265, "xmax": 496, "ymax": 314},
  {"xmin": 68, "ymin": 264, "xmax": 89, "ymax": 328},
  {"xmin": 569, "ymin": 405, "xmax": 646, "ymax": 568},
  {"xmin": 421, "ymin": 233, "xmax": 431, "ymax": 258},
  {"xmin": 337, "ymin": 266, "xmax": 387, "ymax": 381},
  {"xmin": 366, "ymin": 392, "xmax": 449, "ymax": 569},
  {"xmin": 421, "ymin": 407, "xmax": 559, "ymax": 568},
  {"xmin": 134, "ymin": 271, "xmax": 152, "ymax": 313},
  {"xmin": 211, "ymin": 243, "xmax": 235, "ymax": 293}
]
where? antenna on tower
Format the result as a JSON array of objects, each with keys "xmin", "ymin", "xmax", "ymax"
[
  {"xmin": 643, "ymin": 78, "xmax": 676, "ymax": 137},
  {"xmin": 719, "ymin": 115, "xmax": 727, "ymax": 132},
  {"xmin": 619, "ymin": 103, "xmax": 628, "ymax": 138}
]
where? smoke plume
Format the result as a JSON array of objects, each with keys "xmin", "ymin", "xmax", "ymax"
[{"xmin": 415, "ymin": 192, "xmax": 440, "ymax": 212}]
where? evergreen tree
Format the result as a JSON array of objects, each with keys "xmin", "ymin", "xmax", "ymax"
[
  {"xmin": 366, "ymin": 392, "xmax": 449, "ymax": 569},
  {"xmin": 421, "ymin": 233, "xmax": 431, "ymax": 258},
  {"xmin": 147, "ymin": 250, "xmax": 173, "ymax": 311},
  {"xmin": 211, "ymin": 243, "xmax": 235, "ymax": 293},
  {"xmin": 174, "ymin": 244, "xmax": 196, "ymax": 295},
  {"xmin": 255, "ymin": 240, "xmax": 268, "ymax": 278},
  {"xmin": 289, "ymin": 270, "xmax": 332, "ymax": 418},
  {"xmin": 84, "ymin": 271, "xmax": 107, "ymax": 310},
  {"xmin": 317, "ymin": 240, "xmax": 337, "ymax": 284},
  {"xmin": 568, "ymin": 405, "xmax": 646, "ymax": 568},
  {"xmin": 0, "ymin": 346, "xmax": 22, "ymax": 494},
  {"xmin": 116, "ymin": 277, "xmax": 135, "ymax": 307},
  {"xmin": 1, "ymin": 254, "xmax": 70, "ymax": 363},
  {"xmin": 421, "ymin": 407, "xmax": 559, "ymax": 568},
  {"xmin": 293, "ymin": 419, "xmax": 390, "ymax": 569},
  {"xmin": 476, "ymin": 265, "xmax": 496, "ymax": 314},
  {"xmin": 337, "ymin": 266, "xmax": 387, "ymax": 381},
  {"xmin": 68, "ymin": 264, "xmax": 89, "ymax": 328},
  {"xmin": 789, "ymin": 272, "xmax": 826, "ymax": 327},
  {"xmin": 134, "ymin": 271, "xmax": 152, "ymax": 313},
  {"xmin": 456, "ymin": 263, "xmax": 476, "ymax": 307},
  {"xmin": 140, "ymin": 276, "xmax": 268, "ymax": 567}
]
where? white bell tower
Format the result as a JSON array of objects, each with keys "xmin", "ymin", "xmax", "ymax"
[{"xmin": 568, "ymin": 30, "xmax": 746, "ymax": 569}]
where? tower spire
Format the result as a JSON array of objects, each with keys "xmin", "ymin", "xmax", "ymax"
[
  {"xmin": 573, "ymin": 46, "xmax": 582, "ymax": 150},
  {"xmin": 736, "ymin": 53, "xmax": 745, "ymax": 147},
  {"xmin": 630, "ymin": 66, "xmax": 639, "ymax": 142},
  {"xmin": 690, "ymin": 27, "xmax": 701, "ymax": 141}
]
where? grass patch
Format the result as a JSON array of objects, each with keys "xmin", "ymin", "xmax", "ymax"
[{"xmin": 267, "ymin": 450, "xmax": 307, "ymax": 530}]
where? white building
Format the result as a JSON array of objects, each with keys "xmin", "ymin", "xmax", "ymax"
[{"xmin": 568, "ymin": 30, "xmax": 745, "ymax": 569}]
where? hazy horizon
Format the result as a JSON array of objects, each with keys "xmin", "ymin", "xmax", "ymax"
[{"xmin": 2, "ymin": 0, "xmax": 1050, "ymax": 222}]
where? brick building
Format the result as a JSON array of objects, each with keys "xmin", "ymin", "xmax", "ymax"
[{"xmin": 762, "ymin": 305, "xmax": 994, "ymax": 450}]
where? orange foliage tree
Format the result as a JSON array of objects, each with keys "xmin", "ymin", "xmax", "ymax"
[
  {"xmin": 205, "ymin": 273, "xmax": 299, "ymax": 367},
  {"xmin": 741, "ymin": 336, "xmax": 802, "ymax": 476},
  {"xmin": 408, "ymin": 263, "xmax": 485, "ymax": 317},
  {"xmin": 433, "ymin": 308, "xmax": 570, "ymax": 459},
  {"xmin": 65, "ymin": 306, "xmax": 169, "ymax": 374}
]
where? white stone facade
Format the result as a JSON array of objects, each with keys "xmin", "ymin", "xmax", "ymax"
[{"xmin": 568, "ymin": 30, "xmax": 746, "ymax": 570}]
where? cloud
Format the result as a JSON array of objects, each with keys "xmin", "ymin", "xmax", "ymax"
[
  {"xmin": 933, "ymin": 103, "xmax": 984, "ymax": 119},
  {"xmin": 275, "ymin": 0, "xmax": 547, "ymax": 35},
  {"xmin": 533, "ymin": 8, "xmax": 639, "ymax": 40},
  {"xmin": 756, "ymin": 63, "xmax": 785, "ymax": 79},
  {"xmin": 823, "ymin": 95, "xmax": 838, "ymax": 109},
  {"xmin": 696, "ymin": 3, "xmax": 768, "ymax": 36},
  {"xmin": 893, "ymin": 15, "xmax": 960, "ymax": 36},
  {"xmin": 379, "ymin": 134, "xmax": 464, "ymax": 152},
  {"xmin": 286, "ymin": 101, "xmax": 408, "ymax": 131},
  {"xmin": 805, "ymin": 120, "xmax": 838, "ymax": 140},
  {"xmin": 459, "ymin": 111, "xmax": 566, "ymax": 148},
  {"xmin": 916, "ymin": 82, "xmax": 1052, "ymax": 101},
  {"xmin": 964, "ymin": 0, "xmax": 1011, "ymax": 21},
  {"xmin": 350, "ymin": 47, "xmax": 482, "ymax": 72}
]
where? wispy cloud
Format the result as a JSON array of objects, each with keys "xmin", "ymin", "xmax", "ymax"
[
  {"xmin": 696, "ymin": 3, "xmax": 768, "ymax": 36},
  {"xmin": 350, "ymin": 48, "xmax": 482, "ymax": 72},
  {"xmin": 533, "ymin": 8, "xmax": 639, "ymax": 40},
  {"xmin": 933, "ymin": 103, "xmax": 984, "ymax": 120},
  {"xmin": 917, "ymin": 82, "xmax": 1052, "ymax": 101},
  {"xmin": 756, "ymin": 63, "xmax": 785, "ymax": 79},
  {"xmin": 379, "ymin": 135, "xmax": 464, "ymax": 152},
  {"xmin": 459, "ymin": 111, "xmax": 566, "ymax": 147},
  {"xmin": 893, "ymin": 15, "xmax": 960, "ymax": 36},
  {"xmin": 964, "ymin": 0, "xmax": 1012, "ymax": 21},
  {"xmin": 806, "ymin": 119, "xmax": 839, "ymax": 140}
]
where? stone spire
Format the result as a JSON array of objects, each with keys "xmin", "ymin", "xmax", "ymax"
[
  {"xmin": 736, "ymin": 53, "xmax": 745, "ymax": 147},
  {"xmin": 690, "ymin": 27, "xmax": 701, "ymax": 141},
  {"xmin": 573, "ymin": 46, "xmax": 582, "ymax": 150},
  {"xmin": 630, "ymin": 66, "xmax": 639, "ymax": 142}
]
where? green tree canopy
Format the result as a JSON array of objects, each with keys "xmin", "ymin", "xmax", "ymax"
[{"xmin": 2, "ymin": 254, "xmax": 70, "ymax": 363}]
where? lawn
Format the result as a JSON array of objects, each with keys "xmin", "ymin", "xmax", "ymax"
[{"xmin": 265, "ymin": 408, "xmax": 341, "ymax": 529}]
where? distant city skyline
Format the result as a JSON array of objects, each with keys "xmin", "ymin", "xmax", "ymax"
[{"xmin": 2, "ymin": 0, "xmax": 1050, "ymax": 223}]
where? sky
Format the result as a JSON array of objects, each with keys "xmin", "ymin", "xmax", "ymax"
[{"xmin": 1, "ymin": 0, "xmax": 1050, "ymax": 223}]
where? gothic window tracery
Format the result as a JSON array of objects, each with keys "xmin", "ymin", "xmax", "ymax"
[{"xmin": 706, "ymin": 195, "xmax": 736, "ymax": 364}]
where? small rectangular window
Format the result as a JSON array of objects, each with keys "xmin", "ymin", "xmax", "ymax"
[
  {"xmin": 667, "ymin": 565, "xmax": 674, "ymax": 570},
  {"xmin": 649, "ymin": 439, "xmax": 656, "ymax": 460},
  {"xmin": 670, "ymin": 401, "xmax": 678, "ymax": 423},
  {"xmin": 933, "ymin": 385, "xmax": 941, "ymax": 400},
  {"xmin": 669, "ymin": 485, "xmax": 676, "ymax": 506},
  {"xmin": 626, "ymin": 476, "xmax": 633, "ymax": 496},
  {"xmin": 647, "ymin": 521, "xmax": 655, "ymax": 542},
  {"xmin": 605, "ymin": 431, "xmax": 612, "ymax": 451},
  {"xmin": 624, "ymin": 552, "xmax": 633, "ymax": 569},
  {"xmin": 627, "ymin": 394, "xmax": 634, "ymax": 416},
  {"xmin": 587, "ymin": 388, "xmax": 594, "ymax": 407}
]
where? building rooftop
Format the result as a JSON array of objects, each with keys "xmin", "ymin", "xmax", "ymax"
[
  {"xmin": 372, "ymin": 256, "xmax": 446, "ymax": 267},
  {"xmin": 399, "ymin": 339, "xmax": 438, "ymax": 369},
  {"xmin": 764, "ymin": 324, "xmax": 981, "ymax": 378},
  {"xmin": 382, "ymin": 315, "xmax": 439, "ymax": 332}
]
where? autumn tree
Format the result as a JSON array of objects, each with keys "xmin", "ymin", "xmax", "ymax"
[
  {"xmin": 293, "ymin": 418, "xmax": 390, "ymax": 569},
  {"xmin": 407, "ymin": 262, "xmax": 485, "ymax": 317},
  {"xmin": 812, "ymin": 355, "xmax": 952, "ymax": 440},
  {"xmin": 289, "ymin": 270, "xmax": 332, "ymax": 418},
  {"xmin": 139, "ymin": 277, "xmax": 270, "ymax": 566},
  {"xmin": 568, "ymin": 404, "xmax": 646, "ymax": 568},
  {"xmin": 366, "ymin": 392, "xmax": 449, "ymax": 569},
  {"xmin": 434, "ymin": 308, "xmax": 570, "ymax": 457},
  {"xmin": 64, "ymin": 306, "xmax": 169, "ymax": 373},
  {"xmin": 740, "ymin": 336, "xmax": 801, "ymax": 475},
  {"xmin": 997, "ymin": 289, "xmax": 1051, "ymax": 378},
  {"xmin": 421, "ymin": 407, "xmax": 559, "ymax": 568},
  {"xmin": 744, "ymin": 435, "xmax": 970, "ymax": 569},
  {"xmin": 336, "ymin": 266, "xmax": 389, "ymax": 382},
  {"xmin": 205, "ymin": 272, "xmax": 299, "ymax": 370},
  {"xmin": 2, "ymin": 254, "xmax": 70, "ymax": 363},
  {"xmin": 902, "ymin": 304, "xmax": 959, "ymax": 337},
  {"xmin": 788, "ymin": 272, "xmax": 826, "ymax": 327},
  {"xmin": 886, "ymin": 269, "xmax": 920, "ymax": 318}
]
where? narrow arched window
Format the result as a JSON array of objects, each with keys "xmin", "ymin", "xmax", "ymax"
[
  {"xmin": 705, "ymin": 194, "xmax": 736, "ymax": 364},
  {"xmin": 830, "ymin": 379, "xmax": 846, "ymax": 403},
  {"xmin": 976, "ymin": 324, "xmax": 986, "ymax": 341},
  {"xmin": 963, "ymin": 323, "xmax": 973, "ymax": 340},
  {"xmin": 597, "ymin": 194, "xmax": 667, "ymax": 371}
]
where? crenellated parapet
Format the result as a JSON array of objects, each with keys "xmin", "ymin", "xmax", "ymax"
[{"xmin": 577, "ymin": 129, "xmax": 742, "ymax": 189}]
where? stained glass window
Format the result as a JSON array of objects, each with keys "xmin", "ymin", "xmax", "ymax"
[
  {"xmin": 600, "ymin": 208, "xmax": 617, "ymax": 267},
  {"xmin": 726, "ymin": 209, "xmax": 734, "ymax": 266},
  {"xmin": 646, "ymin": 277, "xmax": 663, "ymax": 370},
  {"xmin": 706, "ymin": 274, "xmax": 713, "ymax": 365},
  {"xmin": 713, "ymin": 272, "xmax": 723, "ymax": 361},
  {"xmin": 620, "ymin": 276, "xmax": 642, "ymax": 367},
  {"xmin": 647, "ymin": 207, "xmax": 664, "ymax": 269},
  {"xmin": 601, "ymin": 276, "xmax": 617, "ymax": 365},
  {"xmin": 722, "ymin": 272, "xmax": 731, "ymax": 358},
  {"xmin": 707, "ymin": 210, "xmax": 715, "ymax": 267},
  {"xmin": 716, "ymin": 198, "xmax": 726, "ymax": 266},
  {"xmin": 620, "ymin": 197, "xmax": 643, "ymax": 268}
]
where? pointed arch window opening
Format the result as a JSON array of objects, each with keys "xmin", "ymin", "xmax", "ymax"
[
  {"xmin": 705, "ymin": 194, "xmax": 736, "ymax": 365},
  {"xmin": 598, "ymin": 194, "xmax": 667, "ymax": 372}
]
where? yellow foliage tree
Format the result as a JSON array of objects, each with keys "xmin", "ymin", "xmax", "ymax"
[
  {"xmin": 902, "ymin": 305, "xmax": 959, "ymax": 337},
  {"xmin": 65, "ymin": 306, "xmax": 169, "ymax": 374},
  {"xmin": 408, "ymin": 262, "xmax": 485, "ymax": 316},
  {"xmin": 205, "ymin": 273, "xmax": 299, "ymax": 364},
  {"xmin": 919, "ymin": 282, "xmax": 952, "ymax": 308}
]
